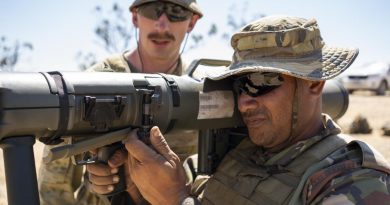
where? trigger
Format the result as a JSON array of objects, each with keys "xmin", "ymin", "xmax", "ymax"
[{"xmin": 72, "ymin": 152, "xmax": 99, "ymax": 165}]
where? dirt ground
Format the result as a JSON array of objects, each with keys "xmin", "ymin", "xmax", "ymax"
[
  {"xmin": 0, "ymin": 91, "xmax": 389, "ymax": 204},
  {"xmin": 336, "ymin": 91, "xmax": 390, "ymax": 160}
]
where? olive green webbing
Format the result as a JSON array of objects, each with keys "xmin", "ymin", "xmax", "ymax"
[{"xmin": 201, "ymin": 134, "xmax": 351, "ymax": 205}]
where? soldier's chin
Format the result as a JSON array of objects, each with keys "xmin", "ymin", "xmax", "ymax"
[{"xmin": 248, "ymin": 130, "xmax": 267, "ymax": 146}]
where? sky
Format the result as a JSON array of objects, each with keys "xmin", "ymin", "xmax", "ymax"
[{"xmin": 1, "ymin": 0, "xmax": 390, "ymax": 72}]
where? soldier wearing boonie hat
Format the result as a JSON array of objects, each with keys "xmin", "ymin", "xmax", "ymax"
[
  {"xmin": 194, "ymin": 16, "xmax": 390, "ymax": 205},
  {"xmin": 206, "ymin": 15, "xmax": 360, "ymax": 142},
  {"xmin": 120, "ymin": 15, "xmax": 390, "ymax": 205},
  {"xmin": 207, "ymin": 15, "xmax": 357, "ymax": 80}
]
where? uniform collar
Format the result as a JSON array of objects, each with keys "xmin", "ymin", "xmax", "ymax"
[{"xmin": 240, "ymin": 114, "xmax": 342, "ymax": 167}]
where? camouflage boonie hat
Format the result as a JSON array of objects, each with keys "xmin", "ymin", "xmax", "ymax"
[
  {"xmin": 207, "ymin": 16, "xmax": 359, "ymax": 81},
  {"xmin": 130, "ymin": 0, "xmax": 203, "ymax": 18}
]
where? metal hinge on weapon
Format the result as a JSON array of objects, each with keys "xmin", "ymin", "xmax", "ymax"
[{"xmin": 136, "ymin": 86, "xmax": 162, "ymax": 144}]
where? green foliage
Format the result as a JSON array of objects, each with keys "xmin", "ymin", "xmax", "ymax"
[
  {"xmin": 223, "ymin": 2, "xmax": 266, "ymax": 40},
  {"xmin": 94, "ymin": 3, "xmax": 133, "ymax": 53},
  {"xmin": 186, "ymin": 1, "xmax": 266, "ymax": 49},
  {"xmin": 0, "ymin": 36, "xmax": 33, "ymax": 71},
  {"xmin": 77, "ymin": 3, "xmax": 134, "ymax": 70},
  {"xmin": 75, "ymin": 51, "xmax": 98, "ymax": 71},
  {"xmin": 208, "ymin": 24, "xmax": 218, "ymax": 36}
]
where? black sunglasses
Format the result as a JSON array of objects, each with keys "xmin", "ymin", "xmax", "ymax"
[
  {"xmin": 137, "ymin": 2, "xmax": 193, "ymax": 22},
  {"xmin": 233, "ymin": 72, "xmax": 284, "ymax": 97}
]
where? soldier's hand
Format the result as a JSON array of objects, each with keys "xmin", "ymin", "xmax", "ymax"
[
  {"xmin": 86, "ymin": 149, "xmax": 143, "ymax": 203},
  {"xmin": 125, "ymin": 126, "xmax": 189, "ymax": 205},
  {"xmin": 86, "ymin": 149, "xmax": 126, "ymax": 194}
]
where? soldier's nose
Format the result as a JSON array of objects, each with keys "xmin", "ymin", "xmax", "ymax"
[{"xmin": 238, "ymin": 93, "xmax": 258, "ymax": 113}]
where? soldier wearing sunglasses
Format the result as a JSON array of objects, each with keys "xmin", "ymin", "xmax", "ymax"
[
  {"xmin": 38, "ymin": 1, "xmax": 202, "ymax": 205},
  {"xmin": 121, "ymin": 16, "xmax": 390, "ymax": 204}
]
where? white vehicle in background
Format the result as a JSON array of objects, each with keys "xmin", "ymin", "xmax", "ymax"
[{"xmin": 340, "ymin": 62, "xmax": 390, "ymax": 95}]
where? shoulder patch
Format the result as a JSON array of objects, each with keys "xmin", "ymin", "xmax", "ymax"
[{"xmin": 350, "ymin": 140, "xmax": 390, "ymax": 174}]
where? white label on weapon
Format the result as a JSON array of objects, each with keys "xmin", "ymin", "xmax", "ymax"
[{"xmin": 198, "ymin": 91, "xmax": 234, "ymax": 119}]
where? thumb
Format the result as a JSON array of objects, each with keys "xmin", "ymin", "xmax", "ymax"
[
  {"xmin": 150, "ymin": 126, "xmax": 180, "ymax": 165},
  {"xmin": 108, "ymin": 149, "xmax": 127, "ymax": 168}
]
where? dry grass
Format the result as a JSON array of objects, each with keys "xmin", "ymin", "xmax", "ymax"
[
  {"xmin": 0, "ymin": 92, "xmax": 389, "ymax": 204},
  {"xmin": 337, "ymin": 91, "xmax": 390, "ymax": 160}
]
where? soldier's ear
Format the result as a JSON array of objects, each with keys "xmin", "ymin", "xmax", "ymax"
[
  {"xmin": 308, "ymin": 80, "xmax": 325, "ymax": 96},
  {"xmin": 186, "ymin": 15, "xmax": 200, "ymax": 33},
  {"xmin": 132, "ymin": 10, "xmax": 139, "ymax": 28}
]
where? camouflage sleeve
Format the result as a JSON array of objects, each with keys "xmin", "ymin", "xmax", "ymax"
[
  {"xmin": 39, "ymin": 143, "xmax": 110, "ymax": 205},
  {"xmin": 314, "ymin": 168, "xmax": 390, "ymax": 205},
  {"xmin": 181, "ymin": 153, "xmax": 211, "ymax": 203},
  {"xmin": 86, "ymin": 53, "xmax": 129, "ymax": 73},
  {"xmin": 85, "ymin": 61, "xmax": 115, "ymax": 72},
  {"xmin": 38, "ymin": 143, "xmax": 83, "ymax": 205}
]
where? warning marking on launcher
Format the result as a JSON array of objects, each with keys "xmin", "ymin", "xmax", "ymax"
[{"xmin": 198, "ymin": 91, "xmax": 234, "ymax": 119}]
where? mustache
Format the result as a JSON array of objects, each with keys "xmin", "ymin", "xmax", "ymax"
[
  {"xmin": 241, "ymin": 109, "xmax": 267, "ymax": 118},
  {"xmin": 148, "ymin": 32, "xmax": 175, "ymax": 41}
]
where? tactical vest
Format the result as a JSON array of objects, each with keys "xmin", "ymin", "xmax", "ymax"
[{"xmin": 200, "ymin": 134, "xmax": 390, "ymax": 205}]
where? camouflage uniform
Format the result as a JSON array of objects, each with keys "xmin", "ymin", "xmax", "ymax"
[
  {"xmin": 39, "ymin": 52, "xmax": 198, "ymax": 205},
  {"xmin": 191, "ymin": 115, "xmax": 390, "ymax": 204},
  {"xmin": 182, "ymin": 16, "xmax": 390, "ymax": 204},
  {"xmin": 39, "ymin": 140, "xmax": 89, "ymax": 205}
]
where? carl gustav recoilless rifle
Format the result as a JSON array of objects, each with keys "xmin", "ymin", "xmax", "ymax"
[{"xmin": 0, "ymin": 59, "xmax": 349, "ymax": 205}]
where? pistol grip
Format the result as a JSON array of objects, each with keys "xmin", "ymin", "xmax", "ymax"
[
  {"xmin": 105, "ymin": 165, "xmax": 127, "ymax": 196},
  {"xmin": 97, "ymin": 143, "xmax": 127, "ymax": 196},
  {"xmin": 137, "ymin": 129, "xmax": 151, "ymax": 145}
]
